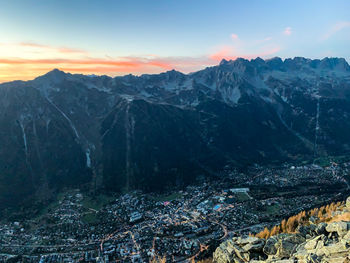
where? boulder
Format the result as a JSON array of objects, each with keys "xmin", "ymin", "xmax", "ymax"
[
  {"xmin": 315, "ymin": 223, "xmax": 327, "ymax": 235},
  {"xmin": 213, "ymin": 240, "xmax": 236, "ymax": 263},
  {"xmin": 297, "ymin": 224, "xmax": 317, "ymax": 237},
  {"xmin": 263, "ymin": 236, "xmax": 279, "ymax": 255},
  {"xmin": 309, "ymin": 216, "xmax": 319, "ymax": 224},
  {"xmin": 304, "ymin": 235, "xmax": 323, "ymax": 250},
  {"xmin": 343, "ymin": 231, "xmax": 350, "ymax": 240},
  {"xmin": 242, "ymin": 238, "xmax": 265, "ymax": 252},
  {"xmin": 293, "ymin": 246, "xmax": 309, "ymax": 261},
  {"xmin": 213, "ymin": 236, "xmax": 268, "ymax": 263},
  {"xmin": 266, "ymin": 260, "xmax": 294, "ymax": 263},
  {"xmin": 346, "ymin": 196, "xmax": 350, "ymax": 209},
  {"xmin": 275, "ymin": 234, "xmax": 305, "ymax": 258},
  {"xmin": 318, "ymin": 242, "xmax": 349, "ymax": 256},
  {"xmin": 326, "ymin": 221, "xmax": 350, "ymax": 237},
  {"xmin": 236, "ymin": 236, "xmax": 260, "ymax": 246},
  {"xmin": 306, "ymin": 253, "xmax": 321, "ymax": 263},
  {"xmin": 232, "ymin": 244, "xmax": 247, "ymax": 261}
]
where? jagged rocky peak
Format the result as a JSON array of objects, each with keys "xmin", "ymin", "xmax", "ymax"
[
  {"xmin": 41, "ymin": 68, "xmax": 67, "ymax": 80},
  {"xmin": 265, "ymin": 57, "xmax": 284, "ymax": 70},
  {"xmin": 217, "ymin": 56, "xmax": 350, "ymax": 74},
  {"xmin": 319, "ymin": 57, "xmax": 350, "ymax": 71},
  {"xmin": 29, "ymin": 68, "xmax": 75, "ymax": 97},
  {"xmin": 144, "ymin": 69, "xmax": 184, "ymax": 79},
  {"xmin": 252, "ymin": 57, "xmax": 266, "ymax": 64},
  {"xmin": 219, "ymin": 58, "xmax": 230, "ymax": 65},
  {"xmin": 218, "ymin": 57, "xmax": 257, "ymax": 77},
  {"xmin": 220, "ymin": 57, "xmax": 250, "ymax": 66},
  {"xmin": 160, "ymin": 69, "xmax": 186, "ymax": 81}
]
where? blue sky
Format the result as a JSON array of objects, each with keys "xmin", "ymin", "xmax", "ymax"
[{"xmin": 0, "ymin": 0, "xmax": 349, "ymax": 81}]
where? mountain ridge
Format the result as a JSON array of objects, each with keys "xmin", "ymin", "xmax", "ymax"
[
  {"xmin": 1, "ymin": 56, "xmax": 349, "ymax": 86},
  {"xmin": 1, "ymin": 56, "xmax": 350, "ymax": 209}
]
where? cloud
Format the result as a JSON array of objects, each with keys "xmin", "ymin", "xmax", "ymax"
[
  {"xmin": 253, "ymin": 37, "xmax": 272, "ymax": 45},
  {"xmin": 283, "ymin": 27, "xmax": 292, "ymax": 36},
  {"xmin": 210, "ymin": 46, "xmax": 236, "ymax": 61},
  {"xmin": 19, "ymin": 42, "xmax": 88, "ymax": 55},
  {"xmin": 0, "ymin": 54, "xmax": 212, "ymax": 83},
  {"xmin": 0, "ymin": 57, "xmax": 173, "ymax": 69},
  {"xmin": 209, "ymin": 46, "xmax": 280, "ymax": 62},
  {"xmin": 263, "ymin": 37, "xmax": 272, "ymax": 42},
  {"xmin": 323, "ymin": 21, "xmax": 350, "ymax": 40},
  {"xmin": 231, "ymin": 33, "xmax": 239, "ymax": 40},
  {"xmin": 0, "ymin": 39, "xmax": 281, "ymax": 83}
]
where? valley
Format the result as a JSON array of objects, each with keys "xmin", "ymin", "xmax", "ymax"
[{"xmin": 1, "ymin": 161, "xmax": 349, "ymax": 262}]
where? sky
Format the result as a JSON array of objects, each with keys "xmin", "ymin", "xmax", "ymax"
[{"xmin": 0, "ymin": 0, "xmax": 349, "ymax": 83}]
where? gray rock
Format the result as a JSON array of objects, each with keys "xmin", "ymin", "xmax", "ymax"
[
  {"xmin": 236, "ymin": 236, "xmax": 260, "ymax": 246},
  {"xmin": 213, "ymin": 241, "xmax": 235, "ymax": 263},
  {"xmin": 263, "ymin": 236, "xmax": 279, "ymax": 255},
  {"xmin": 276, "ymin": 234, "xmax": 304, "ymax": 258},
  {"xmin": 306, "ymin": 253, "xmax": 321, "ymax": 263},
  {"xmin": 326, "ymin": 221, "xmax": 350, "ymax": 237},
  {"xmin": 263, "ymin": 234, "xmax": 306, "ymax": 259},
  {"xmin": 309, "ymin": 216, "xmax": 319, "ymax": 224},
  {"xmin": 315, "ymin": 222, "xmax": 327, "ymax": 235},
  {"xmin": 242, "ymin": 239, "xmax": 265, "ymax": 252},
  {"xmin": 304, "ymin": 235, "xmax": 323, "ymax": 250},
  {"xmin": 297, "ymin": 224, "xmax": 317, "ymax": 237},
  {"xmin": 214, "ymin": 208, "xmax": 350, "ymax": 263}
]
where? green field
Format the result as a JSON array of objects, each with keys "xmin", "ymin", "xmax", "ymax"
[
  {"xmin": 82, "ymin": 213, "xmax": 99, "ymax": 224},
  {"xmin": 235, "ymin": 192, "xmax": 251, "ymax": 201},
  {"xmin": 82, "ymin": 194, "xmax": 115, "ymax": 210},
  {"xmin": 265, "ymin": 204, "xmax": 280, "ymax": 215}
]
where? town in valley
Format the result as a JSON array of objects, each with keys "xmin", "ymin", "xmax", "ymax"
[{"xmin": 1, "ymin": 160, "xmax": 349, "ymax": 263}]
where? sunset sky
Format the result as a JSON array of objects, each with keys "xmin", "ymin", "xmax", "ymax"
[{"xmin": 0, "ymin": 0, "xmax": 349, "ymax": 83}]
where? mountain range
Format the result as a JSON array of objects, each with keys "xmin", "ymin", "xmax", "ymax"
[{"xmin": 1, "ymin": 57, "xmax": 350, "ymax": 208}]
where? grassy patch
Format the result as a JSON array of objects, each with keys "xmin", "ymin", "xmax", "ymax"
[
  {"xmin": 313, "ymin": 157, "xmax": 331, "ymax": 167},
  {"xmin": 234, "ymin": 192, "xmax": 251, "ymax": 202},
  {"xmin": 34, "ymin": 192, "xmax": 67, "ymax": 219},
  {"xmin": 82, "ymin": 194, "xmax": 115, "ymax": 211},
  {"xmin": 265, "ymin": 204, "xmax": 280, "ymax": 215},
  {"xmin": 82, "ymin": 213, "xmax": 99, "ymax": 224}
]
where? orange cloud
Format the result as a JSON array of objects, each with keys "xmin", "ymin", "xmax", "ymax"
[
  {"xmin": 210, "ymin": 46, "xmax": 237, "ymax": 61},
  {"xmin": 0, "ymin": 57, "xmax": 171, "ymax": 68},
  {"xmin": 231, "ymin": 33, "xmax": 239, "ymax": 40},
  {"xmin": 19, "ymin": 42, "xmax": 88, "ymax": 55},
  {"xmin": 209, "ymin": 46, "xmax": 280, "ymax": 62},
  {"xmin": 283, "ymin": 27, "xmax": 292, "ymax": 36},
  {"xmin": 0, "ymin": 39, "xmax": 282, "ymax": 83},
  {"xmin": 0, "ymin": 56, "xmax": 187, "ymax": 83}
]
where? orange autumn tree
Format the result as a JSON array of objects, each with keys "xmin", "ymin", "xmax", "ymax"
[{"xmin": 255, "ymin": 200, "xmax": 344, "ymax": 238}]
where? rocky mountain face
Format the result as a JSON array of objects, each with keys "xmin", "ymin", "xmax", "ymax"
[
  {"xmin": 213, "ymin": 197, "xmax": 350, "ymax": 263},
  {"xmin": 1, "ymin": 57, "xmax": 350, "ymax": 208}
]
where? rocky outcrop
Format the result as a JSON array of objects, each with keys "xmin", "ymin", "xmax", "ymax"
[{"xmin": 214, "ymin": 204, "xmax": 350, "ymax": 263}]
